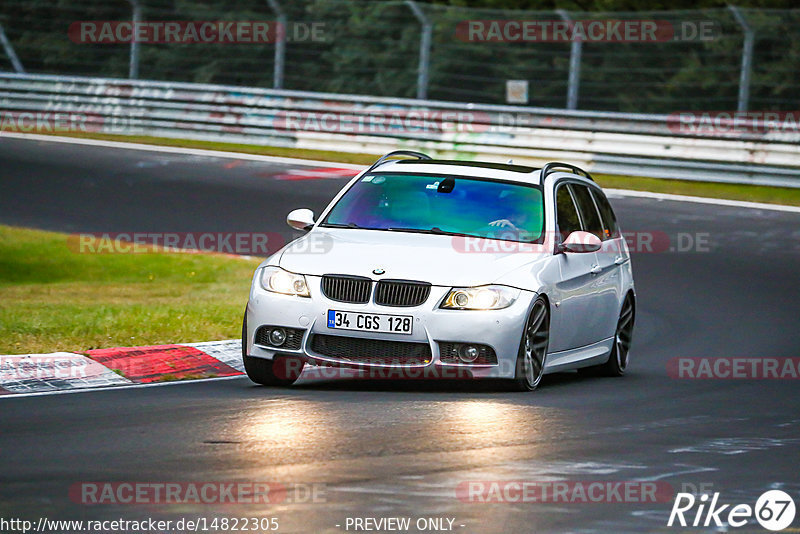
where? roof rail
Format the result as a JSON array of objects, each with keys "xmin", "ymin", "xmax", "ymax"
[
  {"xmin": 364, "ymin": 150, "xmax": 431, "ymax": 174},
  {"xmin": 540, "ymin": 162, "xmax": 594, "ymax": 182}
]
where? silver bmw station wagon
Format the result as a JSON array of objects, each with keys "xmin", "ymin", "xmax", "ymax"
[{"xmin": 243, "ymin": 151, "xmax": 635, "ymax": 391}]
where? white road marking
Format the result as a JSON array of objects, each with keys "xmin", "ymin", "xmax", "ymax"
[{"xmin": 605, "ymin": 188, "xmax": 800, "ymax": 214}]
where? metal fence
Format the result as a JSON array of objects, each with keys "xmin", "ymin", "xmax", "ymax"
[
  {"xmin": 2, "ymin": 72, "xmax": 798, "ymax": 187},
  {"xmin": 0, "ymin": 1, "xmax": 799, "ymax": 114}
]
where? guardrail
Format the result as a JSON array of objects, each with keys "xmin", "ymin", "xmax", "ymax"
[{"xmin": 1, "ymin": 73, "xmax": 798, "ymax": 187}]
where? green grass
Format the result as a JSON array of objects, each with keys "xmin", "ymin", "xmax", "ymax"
[
  {"xmin": 0, "ymin": 225, "xmax": 260, "ymax": 355},
  {"xmin": 44, "ymin": 131, "xmax": 800, "ymax": 207}
]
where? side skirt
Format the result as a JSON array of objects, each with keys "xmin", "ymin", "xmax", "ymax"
[{"xmin": 543, "ymin": 337, "xmax": 614, "ymax": 374}]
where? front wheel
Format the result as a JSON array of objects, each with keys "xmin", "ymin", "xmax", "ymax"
[
  {"xmin": 511, "ymin": 297, "xmax": 550, "ymax": 391},
  {"xmin": 242, "ymin": 314, "xmax": 304, "ymax": 386}
]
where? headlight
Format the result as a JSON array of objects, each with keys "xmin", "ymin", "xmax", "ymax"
[
  {"xmin": 441, "ymin": 285, "xmax": 519, "ymax": 310},
  {"xmin": 260, "ymin": 266, "xmax": 310, "ymax": 297}
]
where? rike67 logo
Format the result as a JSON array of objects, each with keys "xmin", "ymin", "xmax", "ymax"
[{"xmin": 668, "ymin": 490, "xmax": 796, "ymax": 531}]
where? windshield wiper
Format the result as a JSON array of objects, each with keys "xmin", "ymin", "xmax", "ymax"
[
  {"xmin": 321, "ymin": 222, "xmax": 363, "ymax": 229},
  {"xmin": 388, "ymin": 227, "xmax": 475, "ymax": 238},
  {"xmin": 387, "ymin": 226, "xmax": 425, "ymax": 233},
  {"xmin": 388, "ymin": 226, "xmax": 537, "ymax": 242}
]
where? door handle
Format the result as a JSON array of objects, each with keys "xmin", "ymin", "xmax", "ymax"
[
  {"xmin": 590, "ymin": 264, "xmax": 602, "ymax": 274},
  {"xmin": 614, "ymin": 256, "xmax": 629, "ymax": 265}
]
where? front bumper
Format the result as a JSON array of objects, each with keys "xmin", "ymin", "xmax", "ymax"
[{"xmin": 245, "ymin": 275, "xmax": 536, "ymax": 379}]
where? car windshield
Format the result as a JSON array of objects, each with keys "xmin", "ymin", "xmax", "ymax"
[{"xmin": 322, "ymin": 173, "xmax": 545, "ymax": 243}]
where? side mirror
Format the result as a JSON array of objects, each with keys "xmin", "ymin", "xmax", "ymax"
[
  {"xmin": 287, "ymin": 208, "xmax": 315, "ymax": 231},
  {"xmin": 560, "ymin": 231, "xmax": 602, "ymax": 253}
]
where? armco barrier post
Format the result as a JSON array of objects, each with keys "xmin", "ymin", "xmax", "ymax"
[
  {"xmin": 266, "ymin": 0, "xmax": 286, "ymax": 89},
  {"xmin": 0, "ymin": 23, "xmax": 25, "ymax": 73},
  {"xmin": 406, "ymin": 0, "xmax": 432, "ymax": 100},
  {"xmin": 729, "ymin": 5, "xmax": 754, "ymax": 113},
  {"xmin": 557, "ymin": 9, "xmax": 581, "ymax": 110},
  {"xmin": 127, "ymin": 0, "xmax": 141, "ymax": 79}
]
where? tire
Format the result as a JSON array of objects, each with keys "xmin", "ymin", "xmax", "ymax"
[
  {"xmin": 241, "ymin": 314, "xmax": 304, "ymax": 387},
  {"xmin": 511, "ymin": 297, "xmax": 550, "ymax": 391},
  {"xmin": 579, "ymin": 293, "xmax": 635, "ymax": 377}
]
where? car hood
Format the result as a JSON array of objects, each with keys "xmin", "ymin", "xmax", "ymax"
[{"xmin": 277, "ymin": 228, "xmax": 548, "ymax": 287}]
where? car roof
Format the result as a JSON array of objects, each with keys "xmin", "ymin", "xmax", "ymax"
[{"xmin": 372, "ymin": 158, "xmax": 597, "ymax": 188}]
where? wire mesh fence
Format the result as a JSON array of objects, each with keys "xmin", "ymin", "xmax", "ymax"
[{"xmin": 0, "ymin": 0, "xmax": 798, "ymax": 113}]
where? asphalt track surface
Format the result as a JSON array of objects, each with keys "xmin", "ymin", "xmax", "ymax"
[{"xmin": 1, "ymin": 136, "xmax": 800, "ymax": 533}]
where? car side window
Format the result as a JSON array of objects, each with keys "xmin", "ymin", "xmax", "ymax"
[
  {"xmin": 591, "ymin": 189, "xmax": 620, "ymax": 240},
  {"xmin": 570, "ymin": 184, "xmax": 604, "ymax": 240},
  {"xmin": 555, "ymin": 184, "xmax": 581, "ymax": 241}
]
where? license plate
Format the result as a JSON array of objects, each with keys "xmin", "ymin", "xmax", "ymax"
[{"xmin": 327, "ymin": 310, "xmax": 413, "ymax": 335}]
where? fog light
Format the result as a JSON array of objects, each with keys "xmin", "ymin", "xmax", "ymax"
[
  {"xmin": 459, "ymin": 345, "xmax": 480, "ymax": 363},
  {"xmin": 269, "ymin": 328, "xmax": 287, "ymax": 347}
]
